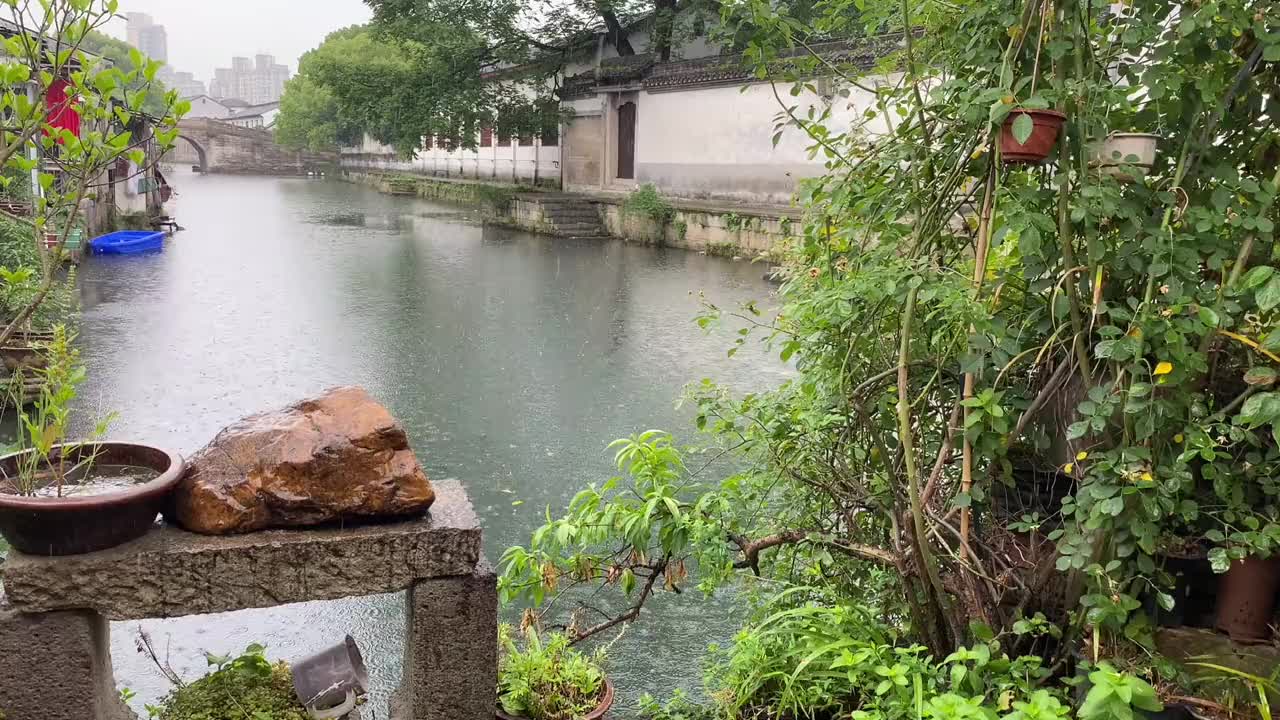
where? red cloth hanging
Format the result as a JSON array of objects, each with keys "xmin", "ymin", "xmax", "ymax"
[{"xmin": 45, "ymin": 79, "xmax": 81, "ymax": 141}]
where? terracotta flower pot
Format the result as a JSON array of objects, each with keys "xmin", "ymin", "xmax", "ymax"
[
  {"xmin": 496, "ymin": 678, "xmax": 614, "ymax": 720},
  {"xmin": 1000, "ymin": 109, "xmax": 1067, "ymax": 164},
  {"xmin": 0, "ymin": 441, "xmax": 185, "ymax": 555},
  {"xmin": 1214, "ymin": 555, "xmax": 1280, "ymax": 643}
]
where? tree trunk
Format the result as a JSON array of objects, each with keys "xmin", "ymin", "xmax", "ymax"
[
  {"xmin": 598, "ymin": 6, "xmax": 636, "ymax": 56},
  {"xmin": 652, "ymin": 0, "xmax": 676, "ymax": 61}
]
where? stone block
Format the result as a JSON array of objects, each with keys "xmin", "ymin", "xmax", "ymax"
[
  {"xmin": 1, "ymin": 480, "xmax": 480, "ymax": 620},
  {"xmin": 0, "ymin": 593, "xmax": 134, "ymax": 720},
  {"xmin": 392, "ymin": 561, "xmax": 498, "ymax": 720}
]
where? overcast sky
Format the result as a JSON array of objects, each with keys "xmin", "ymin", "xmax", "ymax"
[{"xmin": 106, "ymin": 0, "xmax": 373, "ymax": 82}]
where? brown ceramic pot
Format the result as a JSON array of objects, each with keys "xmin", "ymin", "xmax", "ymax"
[
  {"xmin": 1214, "ymin": 555, "xmax": 1280, "ymax": 643},
  {"xmin": 1000, "ymin": 109, "xmax": 1067, "ymax": 164},
  {"xmin": 496, "ymin": 678, "xmax": 614, "ymax": 720},
  {"xmin": 0, "ymin": 442, "xmax": 185, "ymax": 556}
]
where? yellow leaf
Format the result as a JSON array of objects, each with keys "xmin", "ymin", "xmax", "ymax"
[
  {"xmin": 1076, "ymin": 451, "xmax": 1088, "ymax": 461},
  {"xmin": 1154, "ymin": 361, "xmax": 1173, "ymax": 376},
  {"xmin": 1063, "ymin": 463, "xmax": 1074, "ymax": 473}
]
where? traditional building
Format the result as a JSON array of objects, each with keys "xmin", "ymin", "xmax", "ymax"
[{"xmin": 342, "ymin": 19, "xmax": 901, "ymax": 205}]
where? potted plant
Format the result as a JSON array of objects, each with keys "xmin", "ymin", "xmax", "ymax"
[
  {"xmin": 1091, "ymin": 132, "xmax": 1162, "ymax": 179},
  {"xmin": 0, "ymin": 325, "xmax": 184, "ymax": 556},
  {"xmin": 497, "ymin": 624, "xmax": 614, "ymax": 720},
  {"xmin": 1000, "ymin": 107, "xmax": 1068, "ymax": 164}
]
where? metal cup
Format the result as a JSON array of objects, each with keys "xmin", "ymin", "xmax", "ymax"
[{"xmin": 291, "ymin": 635, "xmax": 369, "ymax": 719}]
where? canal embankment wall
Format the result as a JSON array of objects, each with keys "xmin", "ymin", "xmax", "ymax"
[{"xmin": 341, "ymin": 170, "xmax": 797, "ymax": 258}]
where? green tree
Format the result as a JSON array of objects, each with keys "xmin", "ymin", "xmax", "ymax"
[
  {"xmin": 274, "ymin": 75, "xmax": 346, "ymax": 153},
  {"xmin": 0, "ymin": 0, "xmax": 187, "ymax": 344},
  {"xmin": 277, "ymin": 23, "xmax": 559, "ymax": 156}
]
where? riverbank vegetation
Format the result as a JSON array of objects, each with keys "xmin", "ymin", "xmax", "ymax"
[
  {"xmin": 0, "ymin": 1, "xmax": 186, "ymax": 349},
  {"xmin": 495, "ymin": 0, "xmax": 1280, "ymax": 716}
]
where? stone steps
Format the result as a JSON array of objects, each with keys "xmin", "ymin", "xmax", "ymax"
[{"xmin": 537, "ymin": 198, "xmax": 609, "ymax": 237}]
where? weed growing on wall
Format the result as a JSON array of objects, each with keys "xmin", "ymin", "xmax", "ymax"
[{"xmin": 624, "ymin": 184, "xmax": 676, "ymax": 225}]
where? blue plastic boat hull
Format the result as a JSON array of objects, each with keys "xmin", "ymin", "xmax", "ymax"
[{"xmin": 88, "ymin": 230, "xmax": 165, "ymax": 255}]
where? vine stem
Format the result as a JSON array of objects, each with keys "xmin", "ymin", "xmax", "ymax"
[{"xmin": 897, "ymin": 284, "xmax": 954, "ymax": 647}]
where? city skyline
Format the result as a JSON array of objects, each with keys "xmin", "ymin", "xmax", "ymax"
[{"xmin": 109, "ymin": 1, "xmax": 371, "ymax": 90}]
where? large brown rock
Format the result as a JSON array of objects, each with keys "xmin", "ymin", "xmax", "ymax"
[{"xmin": 174, "ymin": 386, "xmax": 435, "ymax": 534}]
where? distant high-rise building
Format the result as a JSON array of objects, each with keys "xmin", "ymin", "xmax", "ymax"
[
  {"xmin": 128, "ymin": 10, "xmax": 213, "ymax": 98},
  {"xmin": 126, "ymin": 12, "xmax": 168, "ymax": 63},
  {"xmin": 169, "ymin": 71, "xmax": 206, "ymax": 98},
  {"xmin": 125, "ymin": 12, "xmax": 151, "ymax": 47},
  {"xmin": 209, "ymin": 53, "xmax": 292, "ymax": 104}
]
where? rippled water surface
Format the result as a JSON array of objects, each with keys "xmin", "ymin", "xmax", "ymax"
[{"xmin": 67, "ymin": 171, "xmax": 787, "ymax": 717}]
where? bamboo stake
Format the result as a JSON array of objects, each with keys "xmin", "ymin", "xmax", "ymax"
[{"xmin": 960, "ymin": 167, "xmax": 998, "ymax": 544}]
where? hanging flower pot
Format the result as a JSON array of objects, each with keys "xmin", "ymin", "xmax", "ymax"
[
  {"xmin": 1091, "ymin": 132, "xmax": 1161, "ymax": 179},
  {"xmin": 1000, "ymin": 109, "xmax": 1067, "ymax": 164},
  {"xmin": 1214, "ymin": 555, "xmax": 1280, "ymax": 643}
]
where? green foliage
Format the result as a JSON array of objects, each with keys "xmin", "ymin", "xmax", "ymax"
[
  {"xmin": 625, "ymin": 184, "xmax": 677, "ymax": 225},
  {"xmin": 278, "ymin": 23, "xmax": 560, "ymax": 157},
  {"xmin": 1078, "ymin": 664, "xmax": 1164, "ymax": 720},
  {"xmin": 502, "ymin": 0, "xmax": 1280, "ymax": 714},
  {"xmin": 500, "ymin": 432, "xmax": 736, "ymax": 610},
  {"xmin": 704, "ymin": 591, "xmax": 1066, "ymax": 720},
  {"xmin": 638, "ymin": 690, "xmax": 719, "ymax": 720},
  {"xmin": 498, "ymin": 625, "xmax": 607, "ymax": 720},
  {"xmin": 1187, "ymin": 662, "xmax": 1278, "ymax": 720},
  {"xmin": 77, "ymin": 30, "xmax": 171, "ymax": 116},
  {"xmin": 4, "ymin": 324, "xmax": 113, "ymax": 496},
  {"xmin": 148, "ymin": 644, "xmax": 308, "ymax": 720},
  {"xmin": 476, "ymin": 184, "xmax": 518, "ymax": 212}
]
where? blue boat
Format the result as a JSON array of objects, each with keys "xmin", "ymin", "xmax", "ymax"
[{"xmin": 88, "ymin": 230, "xmax": 165, "ymax": 255}]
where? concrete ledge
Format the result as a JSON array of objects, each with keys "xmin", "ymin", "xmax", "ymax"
[{"xmin": 1, "ymin": 479, "xmax": 480, "ymax": 620}]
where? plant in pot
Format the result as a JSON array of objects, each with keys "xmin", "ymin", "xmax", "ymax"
[
  {"xmin": 995, "ymin": 95, "xmax": 1067, "ymax": 164},
  {"xmin": 498, "ymin": 624, "xmax": 614, "ymax": 720},
  {"xmin": 0, "ymin": 325, "xmax": 185, "ymax": 556},
  {"xmin": 1204, "ymin": 521, "xmax": 1280, "ymax": 644},
  {"xmin": 1091, "ymin": 130, "xmax": 1162, "ymax": 180}
]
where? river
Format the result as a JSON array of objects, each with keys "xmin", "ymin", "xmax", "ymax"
[{"xmin": 69, "ymin": 170, "xmax": 787, "ymax": 717}]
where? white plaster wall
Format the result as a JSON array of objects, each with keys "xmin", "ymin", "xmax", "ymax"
[
  {"xmin": 341, "ymin": 133, "xmax": 560, "ymax": 185},
  {"xmin": 631, "ymin": 77, "xmax": 893, "ymax": 203}
]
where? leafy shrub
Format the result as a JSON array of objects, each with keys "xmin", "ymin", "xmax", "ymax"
[
  {"xmin": 625, "ymin": 184, "xmax": 676, "ymax": 224},
  {"xmin": 705, "ymin": 590, "xmax": 1066, "ymax": 720},
  {"xmin": 0, "ymin": 217, "xmax": 78, "ymax": 333},
  {"xmin": 498, "ymin": 625, "xmax": 606, "ymax": 720},
  {"xmin": 148, "ymin": 644, "xmax": 308, "ymax": 720}
]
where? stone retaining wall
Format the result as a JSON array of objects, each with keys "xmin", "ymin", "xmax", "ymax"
[{"xmin": 342, "ymin": 170, "xmax": 796, "ymax": 256}]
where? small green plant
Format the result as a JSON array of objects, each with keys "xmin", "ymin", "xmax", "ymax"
[
  {"xmin": 625, "ymin": 184, "xmax": 675, "ymax": 225},
  {"xmin": 2, "ymin": 325, "xmax": 112, "ymax": 497},
  {"xmin": 1078, "ymin": 663, "xmax": 1163, "ymax": 720},
  {"xmin": 148, "ymin": 643, "xmax": 309, "ymax": 720},
  {"xmin": 722, "ymin": 213, "xmax": 753, "ymax": 232},
  {"xmin": 498, "ymin": 624, "xmax": 607, "ymax": 720},
  {"xmin": 1188, "ymin": 662, "xmax": 1278, "ymax": 720},
  {"xmin": 476, "ymin": 184, "xmax": 518, "ymax": 213}
]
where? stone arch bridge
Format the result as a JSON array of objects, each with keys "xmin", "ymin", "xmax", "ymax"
[{"xmin": 173, "ymin": 117, "xmax": 335, "ymax": 175}]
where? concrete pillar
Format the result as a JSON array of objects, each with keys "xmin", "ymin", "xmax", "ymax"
[
  {"xmin": 392, "ymin": 562, "xmax": 497, "ymax": 720},
  {"xmin": 0, "ymin": 595, "xmax": 133, "ymax": 720}
]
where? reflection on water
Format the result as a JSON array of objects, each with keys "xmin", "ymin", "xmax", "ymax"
[{"xmin": 71, "ymin": 170, "xmax": 787, "ymax": 716}]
